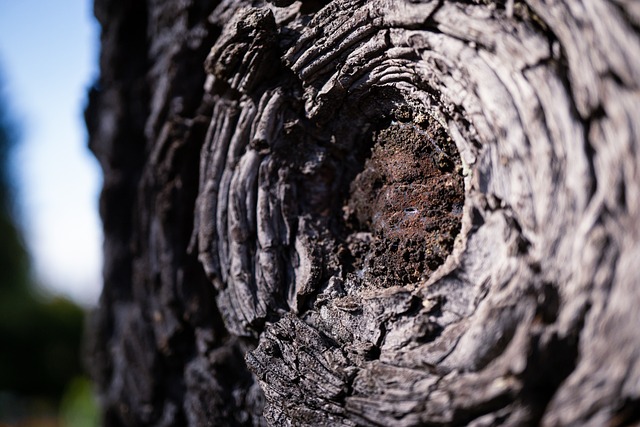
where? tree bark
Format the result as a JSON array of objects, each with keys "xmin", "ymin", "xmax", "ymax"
[{"xmin": 85, "ymin": 0, "xmax": 640, "ymax": 425}]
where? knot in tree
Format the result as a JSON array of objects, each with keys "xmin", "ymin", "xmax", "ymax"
[{"xmin": 347, "ymin": 115, "xmax": 465, "ymax": 287}]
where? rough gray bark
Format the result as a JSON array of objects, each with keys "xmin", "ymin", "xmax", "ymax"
[{"xmin": 85, "ymin": 0, "xmax": 640, "ymax": 425}]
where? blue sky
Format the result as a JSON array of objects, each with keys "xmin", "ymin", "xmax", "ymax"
[{"xmin": 0, "ymin": 0, "xmax": 102, "ymax": 306}]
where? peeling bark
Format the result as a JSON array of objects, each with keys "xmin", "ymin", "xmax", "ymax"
[{"xmin": 86, "ymin": 0, "xmax": 640, "ymax": 425}]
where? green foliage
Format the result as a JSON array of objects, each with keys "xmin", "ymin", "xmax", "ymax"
[
  {"xmin": 0, "ymin": 69, "xmax": 28, "ymax": 296},
  {"xmin": 0, "ymin": 68, "xmax": 97, "ymax": 423},
  {"xmin": 0, "ymin": 293, "xmax": 85, "ymax": 399},
  {"xmin": 60, "ymin": 377, "xmax": 99, "ymax": 427}
]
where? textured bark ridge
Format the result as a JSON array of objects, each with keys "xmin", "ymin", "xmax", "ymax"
[{"xmin": 86, "ymin": 0, "xmax": 640, "ymax": 425}]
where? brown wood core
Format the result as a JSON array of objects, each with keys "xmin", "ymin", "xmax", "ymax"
[{"xmin": 345, "ymin": 113, "xmax": 465, "ymax": 286}]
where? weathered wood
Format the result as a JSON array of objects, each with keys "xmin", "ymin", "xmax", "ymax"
[{"xmin": 86, "ymin": 0, "xmax": 640, "ymax": 425}]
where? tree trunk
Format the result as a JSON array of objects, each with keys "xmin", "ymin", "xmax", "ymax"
[{"xmin": 85, "ymin": 0, "xmax": 640, "ymax": 425}]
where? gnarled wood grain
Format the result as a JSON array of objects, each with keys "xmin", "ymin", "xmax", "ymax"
[{"xmin": 86, "ymin": 0, "xmax": 640, "ymax": 425}]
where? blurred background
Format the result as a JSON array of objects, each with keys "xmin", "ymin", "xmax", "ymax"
[{"xmin": 0, "ymin": 1, "xmax": 102, "ymax": 425}]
